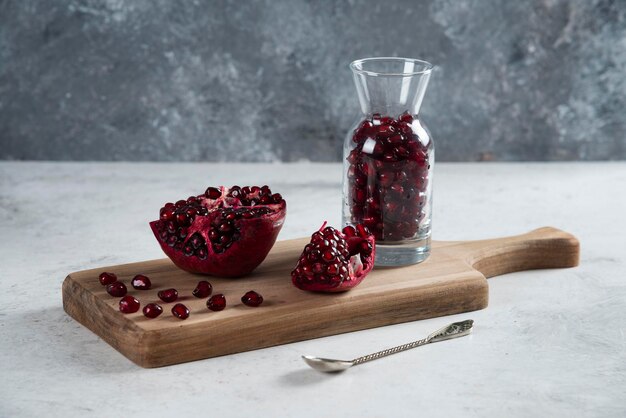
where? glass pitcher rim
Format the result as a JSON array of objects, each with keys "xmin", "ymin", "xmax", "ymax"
[{"xmin": 350, "ymin": 57, "xmax": 434, "ymax": 77}]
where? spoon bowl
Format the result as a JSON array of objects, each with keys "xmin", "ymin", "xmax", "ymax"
[{"xmin": 302, "ymin": 356, "xmax": 353, "ymax": 373}]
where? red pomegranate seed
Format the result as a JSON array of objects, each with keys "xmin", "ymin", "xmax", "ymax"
[
  {"xmin": 158, "ymin": 288, "xmax": 178, "ymax": 303},
  {"xmin": 389, "ymin": 134, "xmax": 403, "ymax": 145},
  {"xmin": 131, "ymin": 274, "xmax": 151, "ymax": 290},
  {"xmin": 192, "ymin": 281, "xmax": 213, "ymax": 298},
  {"xmin": 241, "ymin": 291, "xmax": 263, "ymax": 307},
  {"xmin": 378, "ymin": 124, "xmax": 395, "ymax": 136},
  {"xmin": 119, "ymin": 295, "xmax": 140, "ymax": 313},
  {"xmin": 143, "ymin": 303, "xmax": 163, "ymax": 318},
  {"xmin": 171, "ymin": 303, "xmax": 190, "ymax": 320},
  {"xmin": 98, "ymin": 272, "xmax": 117, "ymax": 286},
  {"xmin": 207, "ymin": 294, "xmax": 226, "ymax": 311},
  {"xmin": 106, "ymin": 281, "xmax": 127, "ymax": 297},
  {"xmin": 205, "ymin": 186, "xmax": 221, "ymax": 199},
  {"xmin": 176, "ymin": 213, "xmax": 189, "ymax": 226},
  {"xmin": 160, "ymin": 208, "xmax": 175, "ymax": 221},
  {"xmin": 399, "ymin": 111, "xmax": 413, "ymax": 123}
]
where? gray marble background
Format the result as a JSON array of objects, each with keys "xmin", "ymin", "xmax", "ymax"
[{"xmin": 0, "ymin": 0, "xmax": 624, "ymax": 162}]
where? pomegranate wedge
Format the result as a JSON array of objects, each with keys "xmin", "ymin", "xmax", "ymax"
[{"xmin": 291, "ymin": 223, "xmax": 375, "ymax": 292}]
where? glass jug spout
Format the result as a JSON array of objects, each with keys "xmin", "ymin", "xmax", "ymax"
[{"xmin": 350, "ymin": 57, "xmax": 434, "ymax": 116}]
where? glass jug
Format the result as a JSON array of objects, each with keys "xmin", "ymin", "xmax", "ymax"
[{"xmin": 342, "ymin": 57, "xmax": 434, "ymax": 266}]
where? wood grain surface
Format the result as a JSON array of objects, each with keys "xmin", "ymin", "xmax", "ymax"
[{"xmin": 62, "ymin": 227, "xmax": 579, "ymax": 368}]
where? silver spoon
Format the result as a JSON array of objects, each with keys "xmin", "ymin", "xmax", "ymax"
[{"xmin": 302, "ymin": 319, "xmax": 474, "ymax": 373}]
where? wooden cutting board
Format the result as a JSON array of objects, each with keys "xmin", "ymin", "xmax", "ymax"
[{"xmin": 62, "ymin": 227, "xmax": 579, "ymax": 368}]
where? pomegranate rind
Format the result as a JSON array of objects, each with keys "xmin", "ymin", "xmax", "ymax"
[{"xmin": 150, "ymin": 198, "xmax": 286, "ymax": 278}]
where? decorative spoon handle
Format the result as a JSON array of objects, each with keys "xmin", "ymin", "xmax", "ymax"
[
  {"xmin": 352, "ymin": 337, "xmax": 429, "ymax": 365},
  {"xmin": 351, "ymin": 319, "xmax": 474, "ymax": 366}
]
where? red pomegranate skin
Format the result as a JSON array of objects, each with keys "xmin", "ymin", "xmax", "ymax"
[{"xmin": 150, "ymin": 186, "xmax": 286, "ymax": 278}]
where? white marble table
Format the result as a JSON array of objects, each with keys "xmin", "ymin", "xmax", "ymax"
[{"xmin": 1, "ymin": 162, "xmax": 624, "ymax": 417}]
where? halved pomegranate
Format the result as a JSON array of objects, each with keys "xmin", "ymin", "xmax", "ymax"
[
  {"xmin": 291, "ymin": 223, "xmax": 376, "ymax": 292},
  {"xmin": 150, "ymin": 185, "xmax": 286, "ymax": 277}
]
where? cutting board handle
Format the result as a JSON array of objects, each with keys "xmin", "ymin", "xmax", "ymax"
[{"xmin": 453, "ymin": 227, "xmax": 580, "ymax": 278}]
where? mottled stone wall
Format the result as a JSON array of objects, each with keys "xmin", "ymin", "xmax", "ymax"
[{"xmin": 1, "ymin": 0, "xmax": 624, "ymax": 161}]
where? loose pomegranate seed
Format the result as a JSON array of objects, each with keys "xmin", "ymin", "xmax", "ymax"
[
  {"xmin": 98, "ymin": 272, "xmax": 117, "ymax": 286},
  {"xmin": 119, "ymin": 295, "xmax": 140, "ymax": 313},
  {"xmin": 192, "ymin": 281, "xmax": 213, "ymax": 298},
  {"xmin": 143, "ymin": 303, "xmax": 163, "ymax": 318},
  {"xmin": 158, "ymin": 288, "xmax": 178, "ymax": 303},
  {"xmin": 207, "ymin": 294, "xmax": 226, "ymax": 311},
  {"xmin": 241, "ymin": 291, "xmax": 263, "ymax": 307},
  {"xmin": 171, "ymin": 303, "xmax": 190, "ymax": 320},
  {"xmin": 131, "ymin": 274, "xmax": 151, "ymax": 290},
  {"xmin": 106, "ymin": 281, "xmax": 127, "ymax": 297}
]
